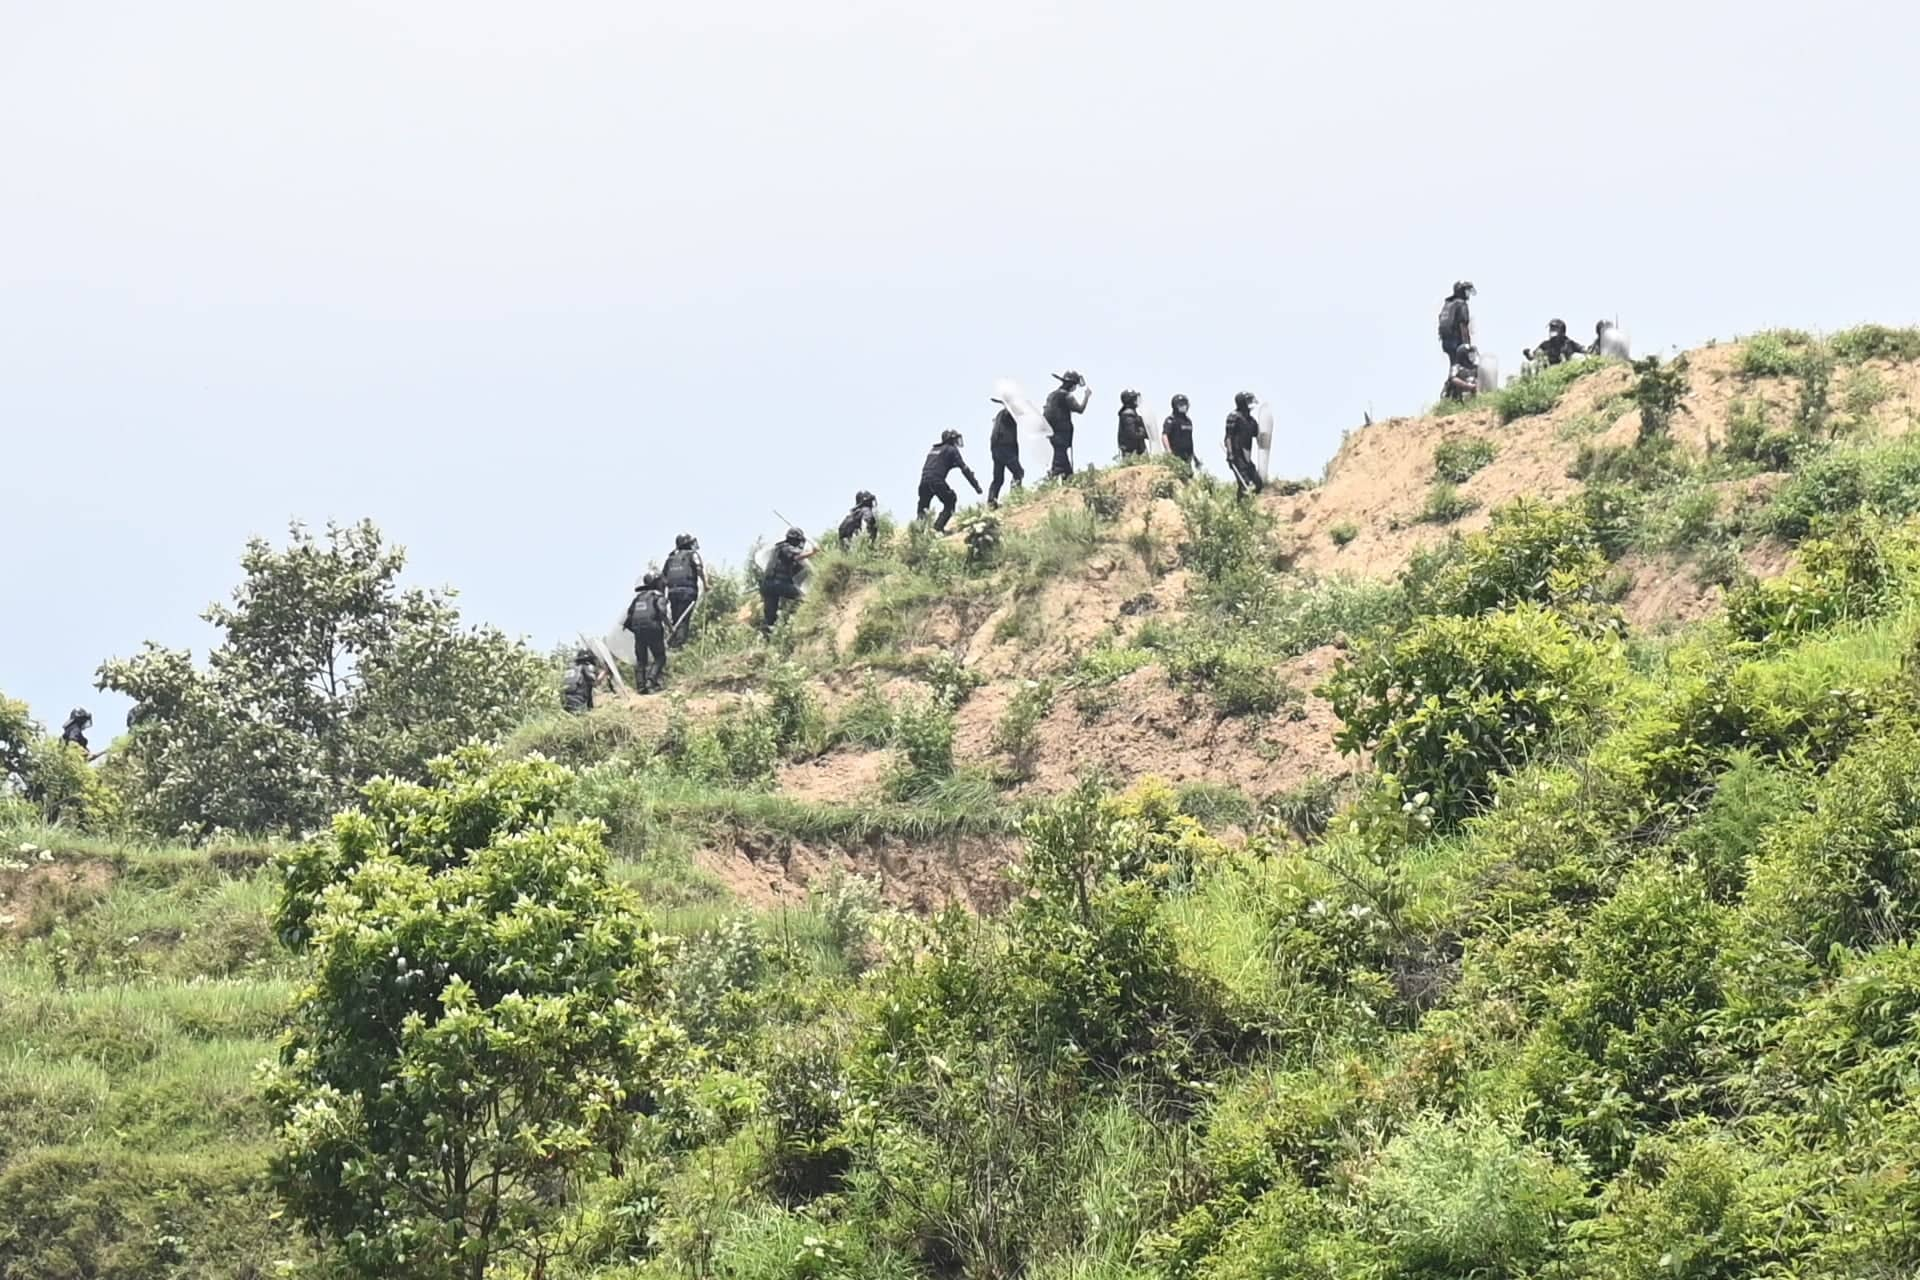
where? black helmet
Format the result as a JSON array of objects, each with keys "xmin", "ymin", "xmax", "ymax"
[
  {"xmin": 1171, "ymin": 393, "xmax": 1189, "ymax": 410},
  {"xmin": 1453, "ymin": 280, "xmax": 1476, "ymax": 299},
  {"xmin": 1457, "ymin": 345, "xmax": 1479, "ymax": 366},
  {"xmin": 1548, "ymin": 318, "xmax": 1567, "ymax": 335},
  {"xmin": 1234, "ymin": 391, "xmax": 1255, "ymax": 410},
  {"xmin": 642, "ymin": 572, "xmax": 664, "ymax": 590},
  {"xmin": 941, "ymin": 428, "xmax": 963, "ymax": 445},
  {"xmin": 855, "ymin": 489, "xmax": 875, "ymax": 505},
  {"xmin": 675, "ymin": 533, "xmax": 696, "ymax": 550},
  {"xmin": 785, "ymin": 526, "xmax": 806, "ymax": 545},
  {"xmin": 1054, "ymin": 369, "xmax": 1083, "ymax": 386},
  {"xmin": 574, "ymin": 648, "xmax": 594, "ymax": 664},
  {"xmin": 1120, "ymin": 388, "xmax": 1140, "ymax": 407},
  {"xmin": 65, "ymin": 708, "xmax": 91, "ymax": 728}
]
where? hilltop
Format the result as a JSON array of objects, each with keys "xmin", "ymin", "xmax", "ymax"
[{"xmin": 13, "ymin": 324, "xmax": 1920, "ymax": 1278}]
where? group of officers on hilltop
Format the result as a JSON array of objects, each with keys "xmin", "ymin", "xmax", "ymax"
[{"xmin": 561, "ymin": 373, "xmax": 1270, "ymax": 711}]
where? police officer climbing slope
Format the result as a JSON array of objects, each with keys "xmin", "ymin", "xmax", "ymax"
[
  {"xmin": 918, "ymin": 429, "xmax": 983, "ymax": 533},
  {"xmin": 761, "ymin": 527, "xmax": 816, "ymax": 633},
  {"xmin": 1043, "ymin": 370, "xmax": 1090, "ymax": 478},
  {"xmin": 1162, "ymin": 394, "xmax": 1198, "ymax": 470},
  {"xmin": 838, "ymin": 490, "xmax": 880, "ymax": 548},
  {"xmin": 661, "ymin": 533, "xmax": 707, "ymax": 649},
  {"xmin": 1117, "ymin": 389, "xmax": 1149, "ymax": 457},
  {"xmin": 1524, "ymin": 319, "xmax": 1586, "ymax": 366},
  {"xmin": 1438, "ymin": 281, "xmax": 1476, "ymax": 369},
  {"xmin": 561, "ymin": 651, "xmax": 601, "ymax": 714},
  {"xmin": 987, "ymin": 399, "xmax": 1023, "ymax": 507},
  {"xmin": 624, "ymin": 573, "xmax": 672, "ymax": 693},
  {"xmin": 1224, "ymin": 392, "xmax": 1265, "ymax": 497}
]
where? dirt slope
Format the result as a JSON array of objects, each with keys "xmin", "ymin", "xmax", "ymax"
[{"xmin": 612, "ymin": 338, "xmax": 1903, "ymax": 903}]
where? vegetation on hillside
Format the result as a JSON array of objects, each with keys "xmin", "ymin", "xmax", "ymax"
[{"xmin": 15, "ymin": 333, "xmax": 1920, "ymax": 1277}]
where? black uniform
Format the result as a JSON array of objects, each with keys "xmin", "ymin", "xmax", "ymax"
[
  {"xmin": 838, "ymin": 500, "xmax": 879, "ymax": 548},
  {"xmin": 1444, "ymin": 356, "xmax": 1479, "ymax": 402},
  {"xmin": 561, "ymin": 663, "xmax": 597, "ymax": 714},
  {"xmin": 1531, "ymin": 333, "xmax": 1586, "ymax": 366},
  {"xmin": 1117, "ymin": 407, "xmax": 1149, "ymax": 456},
  {"xmin": 1043, "ymin": 387, "xmax": 1082, "ymax": 478},
  {"xmin": 623, "ymin": 587, "xmax": 671, "ymax": 691},
  {"xmin": 761, "ymin": 541, "xmax": 808, "ymax": 631},
  {"xmin": 1438, "ymin": 295, "xmax": 1471, "ymax": 362},
  {"xmin": 60, "ymin": 717, "xmax": 90, "ymax": 753},
  {"xmin": 661, "ymin": 548, "xmax": 704, "ymax": 647},
  {"xmin": 1163, "ymin": 411, "xmax": 1197, "ymax": 466},
  {"xmin": 917, "ymin": 442, "xmax": 981, "ymax": 532},
  {"xmin": 1225, "ymin": 410, "xmax": 1264, "ymax": 496},
  {"xmin": 988, "ymin": 408, "xmax": 1023, "ymax": 505}
]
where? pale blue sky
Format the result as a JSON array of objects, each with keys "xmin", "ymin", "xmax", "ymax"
[{"xmin": 5, "ymin": 0, "xmax": 1919, "ymax": 726}]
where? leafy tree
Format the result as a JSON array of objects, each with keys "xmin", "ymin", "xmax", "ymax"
[
  {"xmin": 266, "ymin": 748, "xmax": 682, "ymax": 1280},
  {"xmin": 98, "ymin": 520, "xmax": 548, "ymax": 836}
]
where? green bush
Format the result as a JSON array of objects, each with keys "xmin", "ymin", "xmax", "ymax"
[
  {"xmin": 1420, "ymin": 480, "xmax": 1478, "ymax": 524},
  {"xmin": 1325, "ymin": 605, "xmax": 1614, "ymax": 828},
  {"xmin": 885, "ymin": 694, "xmax": 955, "ymax": 798},
  {"xmin": 1829, "ymin": 323, "xmax": 1920, "ymax": 364},
  {"xmin": 1179, "ymin": 481, "xmax": 1276, "ymax": 582},
  {"xmin": 1765, "ymin": 435, "xmax": 1920, "ymax": 539},
  {"xmin": 1433, "ymin": 437, "xmax": 1498, "ymax": 483},
  {"xmin": 1412, "ymin": 498, "xmax": 1612, "ymax": 622},
  {"xmin": 831, "ymin": 678, "xmax": 895, "ymax": 748},
  {"xmin": 1329, "ymin": 521, "xmax": 1359, "ymax": 547},
  {"xmin": 1491, "ymin": 359, "xmax": 1602, "ymax": 424},
  {"xmin": 1360, "ymin": 1111, "xmax": 1584, "ymax": 1275},
  {"xmin": 992, "ymin": 679, "xmax": 1055, "ymax": 780},
  {"xmin": 503, "ymin": 705, "xmax": 654, "ymax": 767},
  {"xmin": 1165, "ymin": 634, "xmax": 1299, "ymax": 718},
  {"xmin": 1727, "ymin": 514, "xmax": 1917, "ymax": 642},
  {"xmin": 1737, "ymin": 330, "xmax": 1821, "ymax": 379}
]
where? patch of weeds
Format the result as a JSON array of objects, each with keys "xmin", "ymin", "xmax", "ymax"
[
  {"xmin": 1830, "ymin": 324, "xmax": 1920, "ymax": 364},
  {"xmin": 1329, "ymin": 521, "xmax": 1360, "ymax": 548},
  {"xmin": 991, "ymin": 679, "xmax": 1054, "ymax": 782},
  {"xmin": 923, "ymin": 651, "xmax": 983, "ymax": 709},
  {"xmin": 1737, "ymin": 330, "xmax": 1821, "ymax": 378},
  {"xmin": 1630, "ymin": 354, "xmax": 1691, "ymax": 440},
  {"xmin": 883, "ymin": 694, "xmax": 955, "ymax": 799},
  {"xmin": 1490, "ymin": 359, "xmax": 1602, "ymax": 424},
  {"xmin": 1571, "ymin": 432, "xmax": 1688, "ymax": 489},
  {"xmin": 1261, "ymin": 775, "xmax": 1346, "ymax": 840},
  {"xmin": 1173, "ymin": 781, "xmax": 1257, "ymax": 828},
  {"xmin": 1432, "ymin": 437, "xmax": 1497, "ymax": 483},
  {"xmin": 1072, "ymin": 645, "xmax": 1154, "ymax": 687},
  {"xmin": 832, "ymin": 678, "xmax": 896, "ymax": 748},
  {"xmin": 1724, "ymin": 398, "xmax": 1800, "ymax": 471},
  {"xmin": 1420, "ymin": 481, "xmax": 1479, "ymax": 524},
  {"xmin": 1839, "ymin": 367, "xmax": 1892, "ymax": 419},
  {"xmin": 1636, "ymin": 484, "xmax": 1722, "ymax": 554},
  {"xmin": 1163, "ymin": 635, "xmax": 1302, "ymax": 718}
]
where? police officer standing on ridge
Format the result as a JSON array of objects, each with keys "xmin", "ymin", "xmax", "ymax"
[
  {"xmin": 624, "ymin": 573, "xmax": 672, "ymax": 693},
  {"xmin": 1044, "ymin": 370, "xmax": 1089, "ymax": 478},
  {"xmin": 561, "ymin": 651, "xmax": 601, "ymax": 714},
  {"xmin": 1162, "ymin": 394, "xmax": 1198, "ymax": 470},
  {"xmin": 1117, "ymin": 389, "xmax": 1149, "ymax": 457},
  {"xmin": 1224, "ymin": 392, "xmax": 1264, "ymax": 497},
  {"xmin": 1439, "ymin": 281, "xmax": 1475, "ymax": 372},
  {"xmin": 839, "ymin": 490, "xmax": 880, "ymax": 548},
  {"xmin": 918, "ymin": 429, "xmax": 983, "ymax": 534},
  {"xmin": 761, "ymin": 527, "xmax": 815, "ymax": 633},
  {"xmin": 661, "ymin": 534, "xmax": 707, "ymax": 649},
  {"xmin": 60, "ymin": 708, "xmax": 92, "ymax": 752},
  {"xmin": 1525, "ymin": 319, "xmax": 1586, "ymax": 366},
  {"xmin": 987, "ymin": 399, "xmax": 1023, "ymax": 507}
]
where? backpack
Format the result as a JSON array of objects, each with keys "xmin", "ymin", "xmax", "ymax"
[
  {"xmin": 663, "ymin": 548, "xmax": 698, "ymax": 588},
  {"xmin": 626, "ymin": 590, "xmax": 666, "ymax": 630},
  {"xmin": 1437, "ymin": 298, "xmax": 1466, "ymax": 345}
]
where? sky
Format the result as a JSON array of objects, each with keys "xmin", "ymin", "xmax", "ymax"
[{"xmin": 5, "ymin": 0, "xmax": 1920, "ymax": 727}]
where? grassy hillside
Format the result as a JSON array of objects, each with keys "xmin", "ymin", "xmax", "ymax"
[{"xmin": 12, "ymin": 329, "xmax": 1920, "ymax": 1277}]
